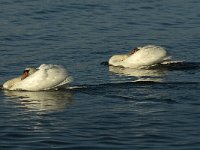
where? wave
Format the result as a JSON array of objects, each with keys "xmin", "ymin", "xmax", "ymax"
[
  {"xmin": 101, "ymin": 61, "xmax": 200, "ymax": 71},
  {"xmin": 107, "ymin": 94, "xmax": 178, "ymax": 104},
  {"xmin": 2, "ymin": 81, "xmax": 198, "ymax": 113},
  {"xmin": 1, "ymin": 81, "xmax": 200, "ymax": 92}
]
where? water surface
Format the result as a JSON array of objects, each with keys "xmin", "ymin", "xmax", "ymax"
[{"xmin": 0, "ymin": 0, "xmax": 200, "ymax": 149}]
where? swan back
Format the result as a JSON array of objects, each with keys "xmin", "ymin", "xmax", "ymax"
[{"xmin": 125, "ymin": 45, "xmax": 169, "ymax": 67}]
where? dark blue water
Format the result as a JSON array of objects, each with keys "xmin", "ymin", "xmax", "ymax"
[{"xmin": 0, "ymin": 0, "xmax": 200, "ymax": 149}]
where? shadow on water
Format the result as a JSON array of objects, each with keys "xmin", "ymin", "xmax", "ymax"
[
  {"xmin": 149, "ymin": 62, "xmax": 200, "ymax": 71},
  {"xmin": 101, "ymin": 61, "xmax": 200, "ymax": 71}
]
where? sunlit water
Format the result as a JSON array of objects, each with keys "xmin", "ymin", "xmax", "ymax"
[{"xmin": 0, "ymin": 0, "xmax": 200, "ymax": 149}]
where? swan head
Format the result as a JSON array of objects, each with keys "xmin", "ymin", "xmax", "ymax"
[{"xmin": 21, "ymin": 67, "xmax": 37, "ymax": 80}]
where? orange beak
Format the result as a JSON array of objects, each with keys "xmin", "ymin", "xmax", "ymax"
[{"xmin": 21, "ymin": 71, "xmax": 29, "ymax": 80}]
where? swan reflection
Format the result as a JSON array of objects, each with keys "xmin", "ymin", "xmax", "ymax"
[
  {"xmin": 109, "ymin": 66, "xmax": 166, "ymax": 82},
  {"xmin": 4, "ymin": 90, "xmax": 73, "ymax": 112}
]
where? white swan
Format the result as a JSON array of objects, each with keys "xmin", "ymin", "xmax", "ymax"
[
  {"xmin": 3, "ymin": 64, "xmax": 73, "ymax": 91},
  {"xmin": 109, "ymin": 45, "xmax": 171, "ymax": 68}
]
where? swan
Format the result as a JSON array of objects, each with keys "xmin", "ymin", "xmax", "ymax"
[
  {"xmin": 3, "ymin": 64, "xmax": 73, "ymax": 91},
  {"xmin": 109, "ymin": 45, "xmax": 171, "ymax": 68}
]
